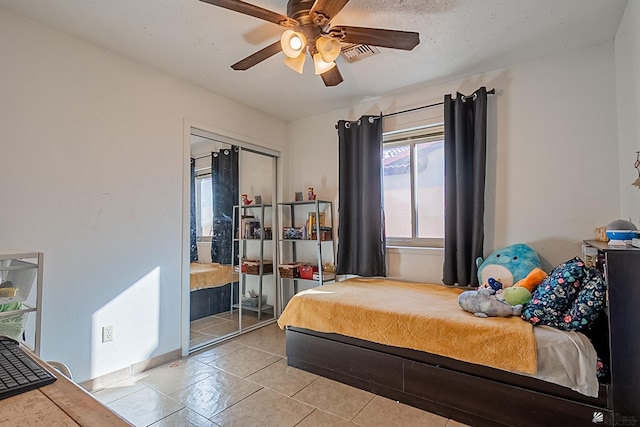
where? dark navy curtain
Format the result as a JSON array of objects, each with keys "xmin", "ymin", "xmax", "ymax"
[
  {"xmin": 190, "ymin": 158, "xmax": 198, "ymax": 263},
  {"xmin": 211, "ymin": 147, "xmax": 239, "ymax": 265},
  {"xmin": 443, "ymin": 87, "xmax": 488, "ymax": 287},
  {"xmin": 335, "ymin": 115, "xmax": 386, "ymax": 277}
]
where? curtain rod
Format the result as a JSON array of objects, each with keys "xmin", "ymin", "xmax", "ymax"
[
  {"xmin": 334, "ymin": 88, "xmax": 495, "ymax": 129},
  {"xmin": 192, "ymin": 146, "xmax": 241, "ymax": 161},
  {"xmin": 382, "ymin": 88, "xmax": 495, "ymax": 119}
]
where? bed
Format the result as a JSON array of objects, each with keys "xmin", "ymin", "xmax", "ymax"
[
  {"xmin": 190, "ymin": 263, "xmax": 239, "ymax": 321},
  {"xmin": 278, "ymin": 278, "xmax": 612, "ymax": 427}
]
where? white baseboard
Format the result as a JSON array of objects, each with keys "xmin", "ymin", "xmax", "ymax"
[{"xmin": 80, "ymin": 348, "xmax": 183, "ymax": 392}]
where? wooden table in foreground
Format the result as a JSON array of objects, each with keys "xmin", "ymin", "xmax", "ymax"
[{"xmin": 0, "ymin": 351, "xmax": 132, "ymax": 426}]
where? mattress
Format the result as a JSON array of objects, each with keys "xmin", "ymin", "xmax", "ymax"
[
  {"xmin": 278, "ymin": 278, "xmax": 537, "ymax": 374},
  {"xmin": 533, "ymin": 325, "xmax": 599, "ymax": 397},
  {"xmin": 189, "ymin": 263, "xmax": 238, "ymax": 291},
  {"xmin": 278, "ymin": 277, "xmax": 599, "ymax": 397}
]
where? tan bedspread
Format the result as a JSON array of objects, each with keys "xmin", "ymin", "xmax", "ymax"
[
  {"xmin": 277, "ymin": 277, "xmax": 537, "ymax": 374},
  {"xmin": 190, "ymin": 263, "xmax": 238, "ymax": 291}
]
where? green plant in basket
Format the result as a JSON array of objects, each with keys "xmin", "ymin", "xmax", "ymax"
[{"xmin": 0, "ymin": 302, "xmax": 26, "ymax": 340}]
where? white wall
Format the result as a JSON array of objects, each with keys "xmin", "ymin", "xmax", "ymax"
[
  {"xmin": 615, "ymin": 1, "xmax": 640, "ymax": 225},
  {"xmin": 0, "ymin": 8, "xmax": 287, "ymax": 383},
  {"xmin": 289, "ymin": 43, "xmax": 620, "ymax": 282}
]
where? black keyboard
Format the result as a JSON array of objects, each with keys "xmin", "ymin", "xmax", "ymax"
[{"xmin": 0, "ymin": 336, "xmax": 56, "ymax": 400}]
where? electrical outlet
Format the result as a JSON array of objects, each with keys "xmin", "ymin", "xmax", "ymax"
[{"xmin": 102, "ymin": 325, "xmax": 114, "ymax": 343}]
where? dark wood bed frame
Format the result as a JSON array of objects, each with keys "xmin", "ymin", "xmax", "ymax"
[
  {"xmin": 284, "ymin": 246, "xmax": 640, "ymax": 426},
  {"xmin": 285, "ymin": 326, "xmax": 612, "ymax": 427}
]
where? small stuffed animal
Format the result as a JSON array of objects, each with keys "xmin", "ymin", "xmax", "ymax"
[
  {"xmin": 458, "ymin": 288, "xmax": 523, "ymax": 318},
  {"xmin": 500, "ymin": 267, "xmax": 548, "ymax": 306},
  {"xmin": 478, "ymin": 277, "xmax": 506, "ymax": 300},
  {"xmin": 502, "ymin": 286, "xmax": 532, "ymax": 306},
  {"xmin": 487, "ymin": 278, "xmax": 503, "ymax": 292},
  {"xmin": 513, "ymin": 267, "xmax": 546, "ymax": 293},
  {"xmin": 307, "ymin": 187, "xmax": 316, "ymax": 200}
]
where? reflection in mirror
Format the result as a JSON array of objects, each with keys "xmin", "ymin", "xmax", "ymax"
[
  {"xmin": 237, "ymin": 150, "xmax": 277, "ymax": 331},
  {"xmin": 189, "ymin": 134, "xmax": 241, "ymax": 350},
  {"xmin": 188, "ymin": 133, "xmax": 277, "ymax": 352}
]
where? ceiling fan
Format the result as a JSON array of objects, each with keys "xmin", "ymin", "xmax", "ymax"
[{"xmin": 199, "ymin": 0, "xmax": 420, "ymax": 87}]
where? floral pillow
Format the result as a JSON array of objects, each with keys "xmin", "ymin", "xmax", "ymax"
[
  {"xmin": 521, "ymin": 257, "xmax": 586, "ymax": 327},
  {"xmin": 555, "ymin": 267, "xmax": 606, "ymax": 331}
]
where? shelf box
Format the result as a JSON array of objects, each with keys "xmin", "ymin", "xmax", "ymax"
[
  {"xmin": 241, "ymin": 259, "xmax": 273, "ymax": 275},
  {"xmin": 283, "ymin": 227, "xmax": 304, "ymax": 239},
  {"xmin": 279, "ymin": 263, "xmax": 301, "ymax": 278},
  {"xmin": 0, "ymin": 288, "xmax": 18, "ymax": 299},
  {"xmin": 313, "ymin": 272, "xmax": 335, "ymax": 281},
  {"xmin": 241, "ymin": 295, "xmax": 267, "ymax": 307},
  {"xmin": 312, "ymin": 228, "xmax": 332, "ymax": 241},
  {"xmin": 299, "ymin": 265, "xmax": 318, "ymax": 280}
]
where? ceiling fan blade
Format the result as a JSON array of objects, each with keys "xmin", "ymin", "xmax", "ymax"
[
  {"xmin": 320, "ymin": 65, "xmax": 343, "ymax": 87},
  {"xmin": 309, "ymin": 0, "xmax": 350, "ymax": 21},
  {"xmin": 231, "ymin": 40, "xmax": 282, "ymax": 70},
  {"xmin": 200, "ymin": 0, "xmax": 296, "ymax": 27},
  {"xmin": 331, "ymin": 26, "xmax": 420, "ymax": 50}
]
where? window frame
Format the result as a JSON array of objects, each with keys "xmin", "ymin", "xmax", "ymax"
[
  {"xmin": 383, "ymin": 123, "xmax": 445, "ymax": 248},
  {"xmin": 194, "ymin": 170, "xmax": 212, "ymax": 240}
]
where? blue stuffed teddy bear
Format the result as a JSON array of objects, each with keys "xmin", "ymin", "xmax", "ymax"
[
  {"xmin": 476, "ymin": 243, "xmax": 541, "ymax": 292},
  {"xmin": 458, "ymin": 243, "xmax": 544, "ymax": 317}
]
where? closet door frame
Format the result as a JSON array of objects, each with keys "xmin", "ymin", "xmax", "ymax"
[{"xmin": 182, "ymin": 119, "xmax": 280, "ymax": 356}]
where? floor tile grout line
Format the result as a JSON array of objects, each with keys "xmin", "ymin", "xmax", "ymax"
[
  {"xmin": 204, "ymin": 344, "xmax": 284, "ymax": 367},
  {"xmin": 292, "ymin": 408, "xmax": 319, "ymax": 426},
  {"xmin": 242, "ymin": 355, "xmax": 286, "ymax": 382},
  {"xmin": 190, "ymin": 317, "xmax": 231, "ymax": 331},
  {"xmin": 102, "ymin": 384, "xmax": 154, "ymax": 406},
  {"xmin": 140, "ymin": 370, "xmax": 219, "ymax": 398},
  {"xmin": 348, "ymin": 393, "xmax": 377, "ymax": 424},
  {"xmin": 145, "ymin": 405, "xmax": 186, "ymax": 427},
  {"xmin": 238, "ymin": 344, "xmax": 285, "ymax": 358},
  {"xmin": 140, "ymin": 367, "xmax": 263, "ymax": 423},
  {"xmin": 287, "ymin": 376, "xmax": 376, "ymax": 423},
  {"xmin": 152, "ymin": 368, "xmax": 260, "ymax": 423},
  {"xmin": 105, "ymin": 386, "xmax": 186, "ymax": 427},
  {"xmin": 205, "ymin": 386, "xmax": 265, "ymax": 422},
  {"xmin": 103, "ymin": 321, "xmax": 468, "ymax": 427},
  {"xmin": 289, "ymin": 375, "xmax": 321, "ymax": 403},
  {"xmin": 191, "ymin": 343, "xmax": 250, "ymax": 363},
  {"xmin": 240, "ymin": 354, "xmax": 283, "ymax": 380}
]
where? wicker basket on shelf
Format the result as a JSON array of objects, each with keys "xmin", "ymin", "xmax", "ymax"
[
  {"xmin": 241, "ymin": 259, "xmax": 273, "ymax": 275},
  {"xmin": 278, "ymin": 263, "xmax": 300, "ymax": 278}
]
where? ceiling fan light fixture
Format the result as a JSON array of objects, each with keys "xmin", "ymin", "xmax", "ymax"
[
  {"xmin": 313, "ymin": 52, "xmax": 336, "ymax": 75},
  {"xmin": 316, "ymin": 36, "xmax": 341, "ymax": 63},
  {"xmin": 281, "ymin": 30, "xmax": 307, "ymax": 58},
  {"xmin": 284, "ymin": 53, "xmax": 306, "ymax": 74}
]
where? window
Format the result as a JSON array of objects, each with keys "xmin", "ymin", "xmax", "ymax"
[
  {"xmin": 195, "ymin": 174, "xmax": 213, "ymax": 238},
  {"xmin": 383, "ymin": 125, "xmax": 444, "ymax": 247}
]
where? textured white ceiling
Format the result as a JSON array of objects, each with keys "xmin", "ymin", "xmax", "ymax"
[{"xmin": 0, "ymin": 0, "xmax": 628, "ymax": 121}]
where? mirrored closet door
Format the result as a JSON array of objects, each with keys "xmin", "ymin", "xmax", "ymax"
[
  {"xmin": 234, "ymin": 150, "xmax": 277, "ymax": 333},
  {"xmin": 188, "ymin": 131, "xmax": 277, "ymax": 352}
]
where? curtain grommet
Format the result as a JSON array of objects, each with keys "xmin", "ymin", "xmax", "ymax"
[{"xmin": 345, "ymin": 122, "xmax": 351, "ymax": 129}]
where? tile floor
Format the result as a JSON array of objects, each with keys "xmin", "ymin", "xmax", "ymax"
[
  {"xmin": 92, "ymin": 322, "xmax": 470, "ymax": 427},
  {"xmin": 189, "ymin": 309, "xmax": 275, "ymax": 349}
]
